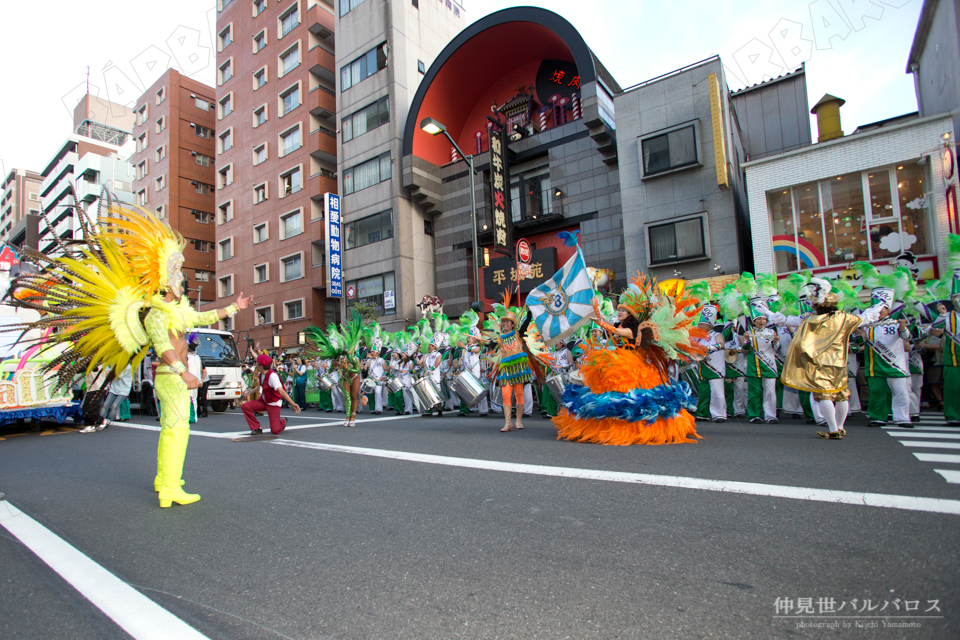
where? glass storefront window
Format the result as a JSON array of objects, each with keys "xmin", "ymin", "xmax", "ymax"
[
  {"xmin": 768, "ymin": 189, "xmax": 796, "ymax": 273},
  {"xmin": 821, "ymin": 172, "xmax": 868, "ymax": 265},
  {"xmin": 346, "ymin": 271, "xmax": 396, "ymax": 316},
  {"xmin": 793, "ymin": 182, "xmax": 825, "ymax": 269},
  {"xmin": 767, "ymin": 162, "xmax": 933, "ymax": 275},
  {"xmin": 896, "ymin": 163, "xmax": 931, "ymax": 256}
]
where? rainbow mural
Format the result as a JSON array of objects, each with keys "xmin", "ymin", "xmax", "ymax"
[{"xmin": 772, "ymin": 235, "xmax": 825, "ymax": 268}]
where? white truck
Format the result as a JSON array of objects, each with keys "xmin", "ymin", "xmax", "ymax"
[{"xmin": 194, "ymin": 328, "xmax": 244, "ymax": 412}]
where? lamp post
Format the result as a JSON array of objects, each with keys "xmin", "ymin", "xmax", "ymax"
[{"xmin": 420, "ymin": 117, "xmax": 483, "ymax": 313}]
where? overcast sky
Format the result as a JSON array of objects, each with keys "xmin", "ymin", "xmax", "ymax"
[{"xmin": 0, "ymin": 0, "xmax": 923, "ymax": 176}]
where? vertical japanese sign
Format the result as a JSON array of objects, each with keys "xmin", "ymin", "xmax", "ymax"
[
  {"xmin": 489, "ymin": 123, "xmax": 512, "ymax": 257},
  {"xmin": 325, "ymin": 193, "xmax": 342, "ymax": 298},
  {"xmin": 708, "ymin": 72, "xmax": 730, "ymax": 191}
]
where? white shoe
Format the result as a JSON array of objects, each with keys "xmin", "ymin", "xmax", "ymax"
[
  {"xmin": 78, "ymin": 425, "xmax": 97, "ymax": 433},
  {"xmin": 95, "ymin": 419, "xmax": 110, "ymax": 432}
]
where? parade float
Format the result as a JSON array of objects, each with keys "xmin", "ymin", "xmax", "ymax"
[{"xmin": 0, "ymin": 244, "xmax": 78, "ymax": 427}]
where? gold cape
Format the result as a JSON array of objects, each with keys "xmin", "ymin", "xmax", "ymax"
[{"xmin": 781, "ymin": 312, "xmax": 863, "ymax": 393}]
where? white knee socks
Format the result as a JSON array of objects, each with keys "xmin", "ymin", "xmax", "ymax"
[
  {"xmin": 836, "ymin": 400, "xmax": 849, "ymax": 431},
  {"xmin": 819, "ymin": 399, "xmax": 838, "ymax": 433}
]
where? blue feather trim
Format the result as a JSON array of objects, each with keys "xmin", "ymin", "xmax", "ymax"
[{"xmin": 560, "ymin": 381, "xmax": 696, "ymax": 424}]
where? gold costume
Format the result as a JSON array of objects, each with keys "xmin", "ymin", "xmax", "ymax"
[{"xmin": 781, "ymin": 312, "xmax": 862, "ymax": 395}]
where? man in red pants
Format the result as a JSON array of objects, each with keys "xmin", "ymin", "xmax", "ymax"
[{"xmin": 242, "ymin": 354, "xmax": 301, "ymax": 434}]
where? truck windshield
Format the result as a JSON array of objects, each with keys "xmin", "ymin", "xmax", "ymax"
[{"xmin": 196, "ymin": 333, "xmax": 241, "ymax": 367}]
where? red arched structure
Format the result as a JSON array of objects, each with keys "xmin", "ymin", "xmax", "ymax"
[{"xmin": 403, "ymin": 8, "xmax": 600, "ymax": 166}]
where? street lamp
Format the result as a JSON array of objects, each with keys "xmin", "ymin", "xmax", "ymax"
[{"xmin": 420, "ymin": 117, "xmax": 483, "ymax": 314}]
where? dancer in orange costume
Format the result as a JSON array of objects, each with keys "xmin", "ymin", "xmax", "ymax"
[{"xmin": 552, "ymin": 275, "xmax": 708, "ymax": 446}]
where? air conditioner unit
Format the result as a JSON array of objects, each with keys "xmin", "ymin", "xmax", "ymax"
[
  {"xmin": 191, "ymin": 151, "xmax": 197, "ymax": 156},
  {"xmin": 190, "ymin": 93, "xmax": 196, "ymax": 98},
  {"xmin": 189, "ymin": 122, "xmax": 196, "ymax": 127}
]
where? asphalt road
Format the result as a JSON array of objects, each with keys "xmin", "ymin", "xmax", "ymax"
[{"xmin": 1, "ymin": 404, "xmax": 958, "ymax": 639}]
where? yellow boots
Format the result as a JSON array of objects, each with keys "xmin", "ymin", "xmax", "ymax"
[{"xmin": 157, "ymin": 428, "xmax": 200, "ymax": 508}]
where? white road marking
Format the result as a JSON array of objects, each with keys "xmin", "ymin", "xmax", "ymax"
[
  {"xmin": 0, "ymin": 501, "xmax": 209, "ymax": 640},
  {"xmin": 934, "ymin": 470, "xmax": 960, "ymax": 484},
  {"xmin": 268, "ymin": 440, "xmax": 960, "ymax": 516},
  {"xmin": 913, "ymin": 453, "xmax": 960, "ymax": 464},
  {"xmin": 899, "ymin": 441, "xmax": 960, "ymax": 450},
  {"xmin": 886, "ymin": 432, "xmax": 960, "ymax": 440},
  {"xmin": 884, "ymin": 426, "xmax": 960, "ymax": 432}
]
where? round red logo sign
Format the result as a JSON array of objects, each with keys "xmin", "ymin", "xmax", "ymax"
[{"xmin": 517, "ymin": 239, "xmax": 531, "ymax": 263}]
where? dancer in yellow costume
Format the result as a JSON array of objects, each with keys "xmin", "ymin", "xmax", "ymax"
[{"xmin": 7, "ymin": 194, "xmax": 250, "ymax": 508}]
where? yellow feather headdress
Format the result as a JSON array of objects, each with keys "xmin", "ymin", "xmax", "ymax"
[{"xmin": 99, "ymin": 204, "xmax": 186, "ymax": 296}]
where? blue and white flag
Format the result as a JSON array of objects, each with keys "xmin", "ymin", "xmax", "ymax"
[{"xmin": 527, "ymin": 247, "xmax": 596, "ymax": 347}]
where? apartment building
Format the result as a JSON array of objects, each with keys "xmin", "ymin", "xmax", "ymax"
[
  {"xmin": 1, "ymin": 169, "xmax": 43, "ymax": 248},
  {"xmin": 130, "ymin": 69, "xmax": 219, "ymax": 307},
  {"xmin": 209, "ymin": 0, "xmax": 338, "ymax": 351},
  {"xmin": 337, "ymin": 0, "xmax": 462, "ymax": 329},
  {"xmin": 38, "ymin": 134, "xmax": 135, "ymax": 257}
]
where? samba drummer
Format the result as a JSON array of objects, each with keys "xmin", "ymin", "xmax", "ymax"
[
  {"xmin": 460, "ymin": 326, "xmax": 489, "ymax": 417},
  {"xmin": 419, "ymin": 333, "xmax": 445, "ymax": 417},
  {"xmin": 365, "ymin": 340, "xmax": 388, "ymax": 415}
]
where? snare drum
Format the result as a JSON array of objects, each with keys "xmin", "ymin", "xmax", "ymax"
[{"xmin": 359, "ymin": 377, "xmax": 377, "ymax": 395}]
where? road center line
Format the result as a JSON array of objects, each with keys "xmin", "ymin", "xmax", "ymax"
[
  {"xmin": 0, "ymin": 501, "xmax": 210, "ymax": 640},
  {"xmin": 268, "ymin": 440, "xmax": 960, "ymax": 516}
]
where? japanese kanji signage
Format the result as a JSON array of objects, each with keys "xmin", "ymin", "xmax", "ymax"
[
  {"xmin": 325, "ymin": 193, "xmax": 342, "ymax": 298},
  {"xmin": 535, "ymin": 59, "xmax": 580, "ymax": 104},
  {"xmin": 483, "ymin": 247, "xmax": 557, "ymax": 296},
  {"xmin": 489, "ymin": 123, "xmax": 512, "ymax": 257}
]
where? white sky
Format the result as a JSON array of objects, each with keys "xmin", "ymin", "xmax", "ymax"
[{"xmin": 0, "ymin": 0, "xmax": 923, "ymax": 177}]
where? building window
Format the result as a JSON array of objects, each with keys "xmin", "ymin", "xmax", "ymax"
[
  {"xmin": 136, "ymin": 105, "xmax": 147, "ymax": 126},
  {"xmin": 254, "ymin": 67, "xmax": 267, "ymax": 90},
  {"xmin": 280, "ymin": 84, "xmax": 300, "ymax": 116},
  {"xmin": 253, "ymin": 0, "xmax": 265, "ymax": 16},
  {"xmin": 641, "ymin": 124, "xmax": 698, "ymax": 177},
  {"xmin": 155, "ymin": 116, "xmax": 165, "ymax": 134},
  {"xmin": 280, "ymin": 44, "xmax": 300, "ymax": 76},
  {"xmin": 191, "ymin": 239, "xmax": 212, "ymax": 253},
  {"xmin": 137, "ymin": 133, "xmax": 147, "ymax": 152},
  {"xmin": 219, "ymin": 59, "xmax": 233, "ymax": 85},
  {"xmin": 280, "ymin": 125, "xmax": 301, "ymax": 156},
  {"xmin": 254, "ymin": 222, "xmax": 269, "ymax": 243},
  {"xmin": 254, "ymin": 30, "xmax": 266, "ymax": 53},
  {"xmin": 509, "ymin": 169, "xmax": 553, "ymax": 222},
  {"xmin": 219, "ymin": 24, "xmax": 232, "ymax": 50},
  {"xmin": 280, "ymin": 168, "xmax": 301, "ymax": 197},
  {"xmin": 219, "ymin": 238, "xmax": 234, "ymax": 261},
  {"xmin": 194, "ymin": 124, "xmax": 211, "ymax": 138},
  {"xmin": 196, "ymin": 96, "xmax": 212, "ymax": 111},
  {"xmin": 155, "ymin": 205, "xmax": 164, "ymax": 218},
  {"xmin": 195, "ymin": 270, "xmax": 212, "ymax": 283},
  {"xmin": 192, "ymin": 210, "xmax": 211, "ymax": 224},
  {"xmin": 195, "ymin": 153, "xmax": 212, "ymax": 167},
  {"xmin": 346, "ymin": 271, "xmax": 395, "ymax": 316},
  {"xmin": 254, "ymin": 105, "xmax": 267, "ymax": 127},
  {"xmin": 280, "ymin": 208, "xmax": 302, "ymax": 238},
  {"xmin": 219, "ymin": 166, "xmax": 233, "ymax": 188},
  {"xmin": 340, "ymin": 43, "xmax": 388, "ymax": 92},
  {"xmin": 219, "ymin": 0, "xmax": 233, "ymax": 10},
  {"xmin": 219, "ymin": 94, "xmax": 233, "ymax": 119},
  {"xmin": 254, "ymin": 144, "xmax": 267, "ymax": 165},
  {"xmin": 156, "ymin": 146, "xmax": 165, "ymax": 162},
  {"xmin": 156, "ymin": 87, "xmax": 165, "ymax": 104},
  {"xmin": 340, "ymin": 0, "xmax": 368, "ymax": 16},
  {"xmin": 254, "ymin": 183, "xmax": 268, "ymax": 203},
  {"xmin": 284, "ymin": 299, "xmax": 303, "ymax": 320},
  {"xmin": 343, "ymin": 153, "xmax": 391, "ymax": 195},
  {"xmin": 341, "ymin": 96, "xmax": 389, "ymax": 143},
  {"xmin": 137, "ymin": 161, "xmax": 147, "ymax": 180},
  {"xmin": 256, "ymin": 306, "xmax": 273, "ymax": 325},
  {"xmin": 155, "ymin": 176, "xmax": 164, "ymax": 191},
  {"xmin": 137, "ymin": 189, "xmax": 147, "ymax": 206},
  {"xmin": 254, "ymin": 263, "xmax": 269, "ymax": 283},
  {"xmin": 219, "ymin": 201, "xmax": 233, "ymax": 224},
  {"xmin": 647, "ymin": 214, "xmax": 707, "ymax": 265},
  {"xmin": 219, "ymin": 275, "xmax": 234, "ymax": 298},
  {"xmin": 766, "ymin": 164, "xmax": 932, "ymax": 274},
  {"xmin": 219, "ymin": 129, "xmax": 233, "ymax": 153},
  {"xmin": 345, "ymin": 209, "xmax": 392, "ymax": 249},
  {"xmin": 220, "ymin": 317, "xmax": 233, "ymax": 332},
  {"xmin": 418, "ymin": 59, "xmax": 425, "ymax": 74},
  {"xmin": 279, "ymin": 3, "xmax": 299, "ymax": 37},
  {"xmin": 281, "ymin": 253, "xmax": 303, "ymax": 281},
  {"xmin": 194, "ymin": 181, "xmax": 214, "ymax": 195}
]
